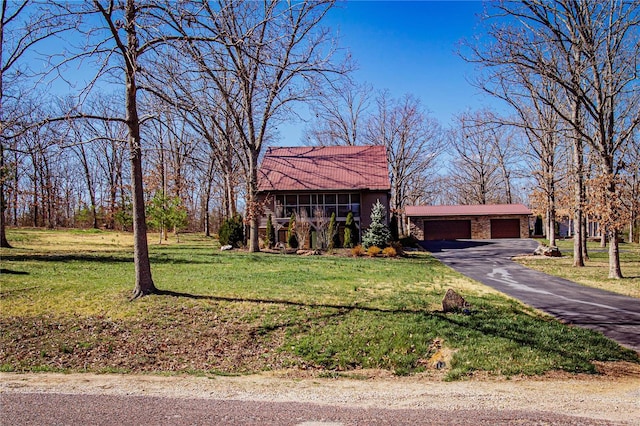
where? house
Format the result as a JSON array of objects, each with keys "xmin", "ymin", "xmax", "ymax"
[
  {"xmin": 406, "ymin": 204, "xmax": 532, "ymax": 240},
  {"xmin": 256, "ymin": 146, "xmax": 391, "ymax": 247}
]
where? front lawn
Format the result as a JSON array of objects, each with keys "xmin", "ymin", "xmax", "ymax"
[{"xmin": 1, "ymin": 229, "xmax": 637, "ymax": 380}]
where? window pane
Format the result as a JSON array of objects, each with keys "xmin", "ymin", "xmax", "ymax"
[
  {"xmin": 325, "ymin": 194, "xmax": 336, "ymax": 204},
  {"xmin": 310, "ymin": 194, "xmax": 318, "ymax": 204},
  {"xmin": 351, "ymin": 193, "xmax": 360, "ymax": 203},
  {"xmin": 351, "ymin": 204, "xmax": 360, "ymax": 216},
  {"xmin": 286, "ymin": 195, "xmax": 297, "ymax": 205},
  {"xmin": 325, "ymin": 206, "xmax": 337, "ymax": 217},
  {"xmin": 274, "ymin": 200, "xmax": 284, "ymax": 218},
  {"xmin": 299, "ymin": 194, "xmax": 310, "ymax": 204},
  {"xmin": 338, "ymin": 194, "xmax": 349, "ymax": 204},
  {"xmin": 338, "ymin": 205, "xmax": 350, "ymax": 217},
  {"xmin": 275, "ymin": 195, "xmax": 285, "ymax": 205}
]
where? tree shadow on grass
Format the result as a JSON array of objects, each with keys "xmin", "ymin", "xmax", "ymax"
[
  {"xmin": 0, "ymin": 268, "xmax": 29, "ymax": 275},
  {"xmin": 1, "ymin": 253, "xmax": 132, "ymax": 263},
  {"xmin": 151, "ymin": 288, "xmax": 639, "ymax": 374},
  {"xmin": 437, "ymin": 309, "xmax": 639, "ymax": 367},
  {"xmin": 154, "ymin": 289, "xmax": 426, "ymax": 315},
  {"xmin": 0, "ymin": 253, "xmax": 218, "ymax": 265}
]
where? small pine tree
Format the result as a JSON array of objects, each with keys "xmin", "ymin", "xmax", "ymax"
[
  {"xmin": 287, "ymin": 212, "xmax": 298, "ymax": 248},
  {"xmin": 219, "ymin": 214, "xmax": 245, "ymax": 247},
  {"xmin": 362, "ymin": 200, "xmax": 391, "ymax": 249},
  {"xmin": 343, "ymin": 211, "xmax": 357, "ymax": 248},
  {"xmin": 265, "ymin": 214, "xmax": 275, "ymax": 248},
  {"xmin": 328, "ymin": 212, "xmax": 340, "ymax": 249}
]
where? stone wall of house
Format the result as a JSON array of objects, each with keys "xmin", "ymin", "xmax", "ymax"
[{"xmin": 408, "ymin": 216, "xmax": 424, "ymax": 240}]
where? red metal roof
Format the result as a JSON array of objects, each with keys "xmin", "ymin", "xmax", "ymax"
[
  {"xmin": 257, "ymin": 146, "xmax": 391, "ymax": 192},
  {"xmin": 405, "ymin": 204, "xmax": 532, "ymax": 217}
]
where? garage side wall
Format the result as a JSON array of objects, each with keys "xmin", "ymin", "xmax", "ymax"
[{"xmin": 408, "ymin": 215, "xmax": 530, "ymax": 240}]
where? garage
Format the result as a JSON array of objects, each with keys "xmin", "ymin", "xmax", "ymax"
[
  {"xmin": 424, "ymin": 219, "xmax": 471, "ymax": 240},
  {"xmin": 490, "ymin": 219, "xmax": 521, "ymax": 238},
  {"xmin": 406, "ymin": 204, "xmax": 532, "ymax": 241}
]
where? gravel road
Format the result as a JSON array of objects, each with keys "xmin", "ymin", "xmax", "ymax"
[{"xmin": 2, "ymin": 369, "xmax": 639, "ymax": 425}]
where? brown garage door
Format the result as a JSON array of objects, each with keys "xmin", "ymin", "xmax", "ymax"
[
  {"xmin": 490, "ymin": 219, "xmax": 521, "ymax": 238},
  {"xmin": 424, "ymin": 220, "xmax": 471, "ymax": 240}
]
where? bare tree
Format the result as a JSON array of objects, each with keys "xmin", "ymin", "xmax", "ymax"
[
  {"xmin": 171, "ymin": 1, "xmax": 346, "ymax": 252},
  {"xmin": 48, "ymin": 0, "xmax": 214, "ymax": 297},
  {"xmin": 622, "ymin": 133, "xmax": 640, "ymax": 243},
  {"xmin": 148, "ymin": 51, "xmax": 242, "ymax": 221},
  {"xmin": 467, "ymin": 0, "xmax": 640, "ymax": 276},
  {"xmin": 365, "ymin": 92, "xmax": 443, "ymax": 236},
  {"xmin": 294, "ymin": 209, "xmax": 311, "ymax": 250},
  {"xmin": 446, "ymin": 112, "xmax": 504, "ymax": 205},
  {"xmin": 305, "ymin": 79, "xmax": 372, "ymax": 146},
  {"xmin": 0, "ymin": 0, "xmax": 74, "ymax": 246}
]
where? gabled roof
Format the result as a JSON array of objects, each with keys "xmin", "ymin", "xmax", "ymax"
[
  {"xmin": 405, "ymin": 204, "xmax": 532, "ymax": 217},
  {"xmin": 257, "ymin": 146, "xmax": 391, "ymax": 192}
]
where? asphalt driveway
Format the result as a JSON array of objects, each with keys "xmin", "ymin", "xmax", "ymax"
[{"xmin": 421, "ymin": 239, "xmax": 640, "ymax": 352}]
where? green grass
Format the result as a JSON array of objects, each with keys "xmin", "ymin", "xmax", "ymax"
[
  {"xmin": 1, "ymin": 228, "xmax": 637, "ymax": 379},
  {"xmin": 515, "ymin": 240, "xmax": 640, "ymax": 298}
]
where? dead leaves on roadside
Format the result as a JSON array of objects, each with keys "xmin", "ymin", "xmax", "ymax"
[{"xmin": 0, "ymin": 303, "xmax": 301, "ymax": 374}]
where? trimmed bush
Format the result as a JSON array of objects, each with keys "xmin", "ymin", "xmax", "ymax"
[
  {"xmin": 219, "ymin": 214, "xmax": 245, "ymax": 247},
  {"xmin": 328, "ymin": 212, "xmax": 340, "ymax": 249},
  {"xmin": 382, "ymin": 246, "xmax": 397, "ymax": 257},
  {"xmin": 344, "ymin": 211, "xmax": 358, "ymax": 248},
  {"xmin": 265, "ymin": 214, "xmax": 275, "ymax": 248},
  {"xmin": 287, "ymin": 212, "xmax": 298, "ymax": 249},
  {"xmin": 367, "ymin": 246, "xmax": 382, "ymax": 257},
  {"xmin": 351, "ymin": 245, "xmax": 365, "ymax": 257}
]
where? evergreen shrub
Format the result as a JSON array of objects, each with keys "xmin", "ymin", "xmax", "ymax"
[
  {"xmin": 361, "ymin": 200, "xmax": 391, "ymax": 249},
  {"xmin": 287, "ymin": 212, "xmax": 298, "ymax": 248},
  {"xmin": 265, "ymin": 214, "xmax": 275, "ymax": 248},
  {"xmin": 343, "ymin": 211, "xmax": 357, "ymax": 248},
  {"xmin": 219, "ymin": 214, "xmax": 244, "ymax": 247}
]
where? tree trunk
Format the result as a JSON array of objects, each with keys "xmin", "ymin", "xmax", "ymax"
[
  {"xmin": 608, "ymin": 231, "xmax": 623, "ymax": 279},
  {"xmin": 203, "ymin": 154, "xmax": 216, "ymax": 237},
  {"xmin": 248, "ymin": 150, "xmax": 260, "ymax": 252},
  {"xmin": 547, "ymin": 177, "xmax": 556, "ymax": 246},
  {"xmin": 547, "ymin": 207, "xmax": 556, "ymax": 247},
  {"xmin": 581, "ymin": 214, "xmax": 588, "ymax": 261},
  {"xmin": 124, "ymin": 0, "xmax": 156, "ymax": 299},
  {"xmin": 604, "ymin": 165, "xmax": 623, "ymax": 279},
  {"xmin": 572, "ymin": 137, "xmax": 584, "ymax": 267},
  {"xmin": 0, "ymin": 144, "xmax": 11, "ymax": 248},
  {"xmin": 79, "ymin": 145, "xmax": 99, "ymax": 229}
]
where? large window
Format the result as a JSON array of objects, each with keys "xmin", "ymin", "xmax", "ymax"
[{"xmin": 274, "ymin": 193, "xmax": 360, "ymax": 219}]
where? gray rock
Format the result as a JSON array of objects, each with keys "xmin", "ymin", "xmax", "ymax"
[
  {"xmin": 442, "ymin": 288, "xmax": 471, "ymax": 313},
  {"xmin": 533, "ymin": 245, "xmax": 561, "ymax": 257}
]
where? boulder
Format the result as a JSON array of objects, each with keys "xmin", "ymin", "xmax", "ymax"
[
  {"xmin": 297, "ymin": 249, "xmax": 321, "ymax": 256},
  {"xmin": 533, "ymin": 245, "xmax": 561, "ymax": 257},
  {"xmin": 442, "ymin": 288, "xmax": 471, "ymax": 313}
]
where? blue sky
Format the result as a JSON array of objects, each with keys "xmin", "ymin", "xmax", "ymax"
[
  {"xmin": 24, "ymin": 1, "xmax": 494, "ymax": 144},
  {"xmin": 281, "ymin": 0, "xmax": 495, "ymax": 144}
]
